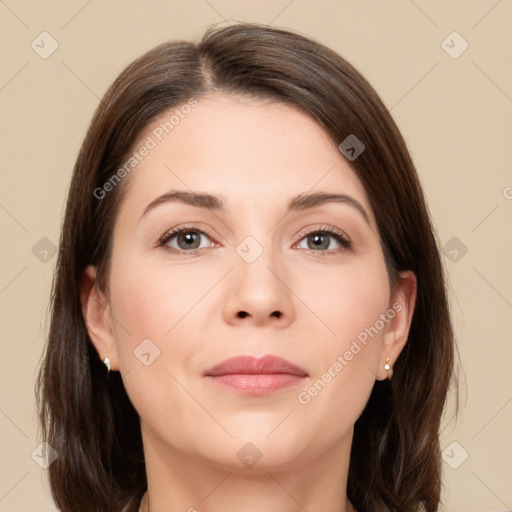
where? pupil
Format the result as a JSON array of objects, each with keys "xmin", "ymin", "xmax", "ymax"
[
  {"xmin": 309, "ymin": 234, "xmax": 328, "ymax": 250},
  {"xmin": 179, "ymin": 231, "xmax": 200, "ymax": 249}
]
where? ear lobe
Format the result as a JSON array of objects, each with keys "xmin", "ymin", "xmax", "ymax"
[
  {"xmin": 80, "ymin": 265, "xmax": 118, "ymax": 370},
  {"xmin": 376, "ymin": 270, "xmax": 417, "ymax": 381}
]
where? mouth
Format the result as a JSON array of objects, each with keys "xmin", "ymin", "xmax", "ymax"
[{"xmin": 203, "ymin": 355, "xmax": 308, "ymax": 395}]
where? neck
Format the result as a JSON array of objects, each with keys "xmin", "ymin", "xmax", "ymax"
[
  {"xmin": 138, "ymin": 424, "xmax": 355, "ymax": 512},
  {"xmin": 139, "ymin": 492, "xmax": 356, "ymax": 512}
]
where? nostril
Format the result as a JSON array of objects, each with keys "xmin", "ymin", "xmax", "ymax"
[{"xmin": 235, "ymin": 310, "xmax": 282, "ymax": 319}]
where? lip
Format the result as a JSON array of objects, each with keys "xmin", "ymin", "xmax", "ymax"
[{"xmin": 204, "ymin": 355, "xmax": 308, "ymax": 395}]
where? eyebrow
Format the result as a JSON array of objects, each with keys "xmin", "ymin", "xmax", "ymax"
[
  {"xmin": 141, "ymin": 190, "xmax": 370, "ymax": 225},
  {"xmin": 287, "ymin": 192, "xmax": 370, "ymax": 225}
]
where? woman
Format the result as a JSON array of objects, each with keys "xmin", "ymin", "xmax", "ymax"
[{"xmin": 36, "ymin": 22, "xmax": 456, "ymax": 512}]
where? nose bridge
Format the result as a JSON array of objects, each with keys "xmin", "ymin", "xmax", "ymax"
[
  {"xmin": 222, "ymin": 232, "xmax": 295, "ymax": 326},
  {"xmin": 235, "ymin": 235, "xmax": 283, "ymax": 303}
]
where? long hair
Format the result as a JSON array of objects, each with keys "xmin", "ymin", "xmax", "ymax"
[{"xmin": 36, "ymin": 22, "xmax": 456, "ymax": 512}]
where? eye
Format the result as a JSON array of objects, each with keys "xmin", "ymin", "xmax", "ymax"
[
  {"xmin": 295, "ymin": 227, "xmax": 351, "ymax": 252},
  {"xmin": 159, "ymin": 227, "xmax": 215, "ymax": 252}
]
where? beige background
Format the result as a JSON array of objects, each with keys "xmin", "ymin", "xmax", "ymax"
[{"xmin": 1, "ymin": 1, "xmax": 511, "ymax": 511}]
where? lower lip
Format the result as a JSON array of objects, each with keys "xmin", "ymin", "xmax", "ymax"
[{"xmin": 206, "ymin": 373, "xmax": 306, "ymax": 395}]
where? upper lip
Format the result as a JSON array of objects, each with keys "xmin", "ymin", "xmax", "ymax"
[{"xmin": 204, "ymin": 355, "xmax": 308, "ymax": 377}]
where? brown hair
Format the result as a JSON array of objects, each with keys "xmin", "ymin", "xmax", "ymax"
[{"xmin": 36, "ymin": 22, "xmax": 456, "ymax": 512}]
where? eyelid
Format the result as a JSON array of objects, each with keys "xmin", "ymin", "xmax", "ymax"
[
  {"xmin": 157, "ymin": 224, "xmax": 219, "ymax": 251},
  {"xmin": 293, "ymin": 224, "xmax": 351, "ymax": 244},
  {"xmin": 291, "ymin": 225, "xmax": 352, "ymax": 256},
  {"xmin": 156, "ymin": 223, "xmax": 351, "ymax": 254}
]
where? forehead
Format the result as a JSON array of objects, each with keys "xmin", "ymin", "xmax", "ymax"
[{"xmin": 120, "ymin": 93, "xmax": 373, "ymax": 218}]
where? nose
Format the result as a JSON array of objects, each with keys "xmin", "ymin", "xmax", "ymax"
[{"xmin": 222, "ymin": 250, "xmax": 296, "ymax": 328}]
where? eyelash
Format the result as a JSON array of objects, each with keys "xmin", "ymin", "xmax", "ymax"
[
  {"xmin": 157, "ymin": 224, "xmax": 351, "ymax": 255},
  {"xmin": 158, "ymin": 224, "xmax": 216, "ymax": 252},
  {"xmin": 294, "ymin": 225, "xmax": 352, "ymax": 254}
]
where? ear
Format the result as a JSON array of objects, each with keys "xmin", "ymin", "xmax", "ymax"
[
  {"xmin": 376, "ymin": 270, "xmax": 417, "ymax": 381},
  {"xmin": 80, "ymin": 265, "xmax": 119, "ymax": 371}
]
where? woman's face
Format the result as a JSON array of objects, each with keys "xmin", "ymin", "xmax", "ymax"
[{"xmin": 85, "ymin": 93, "xmax": 414, "ymax": 472}]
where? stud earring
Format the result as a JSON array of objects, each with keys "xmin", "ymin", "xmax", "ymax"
[
  {"xmin": 384, "ymin": 357, "xmax": 393, "ymax": 380},
  {"xmin": 103, "ymin": 356, "xmax": 111, "ymax": 375}
]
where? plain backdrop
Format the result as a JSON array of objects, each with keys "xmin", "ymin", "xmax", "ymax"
[{"xmin": 0, "ymin": 1, "xmax": 511, "ymax": 511}]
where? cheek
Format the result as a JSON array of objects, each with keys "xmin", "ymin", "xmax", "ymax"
[
  {"xmin": 106, "ymin": 260, "xmax": 209, "ymax": 443},
  {"xmin": 106, "ymin": 252, "xmax": 224, "ymax": 381},
  {"xmin": 108, "ymin": 256, "xmax": 215, "ymax": 348},
  {"xmin": 296, "ymin": 255, "xmax": 391, "ymax": 347},
  {"xmin": 291, "ymin": 259, "xmax": 390, "ymax": 423}
]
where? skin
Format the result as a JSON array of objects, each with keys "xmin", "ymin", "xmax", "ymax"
[{"xmin": 81, "ymin": 94, "xmax": 416, "ymax": 512}]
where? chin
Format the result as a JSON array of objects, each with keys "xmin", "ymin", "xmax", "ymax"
[{"xmin": 190, "ymin": 427, "xmax": 316, "ymax": 473}]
